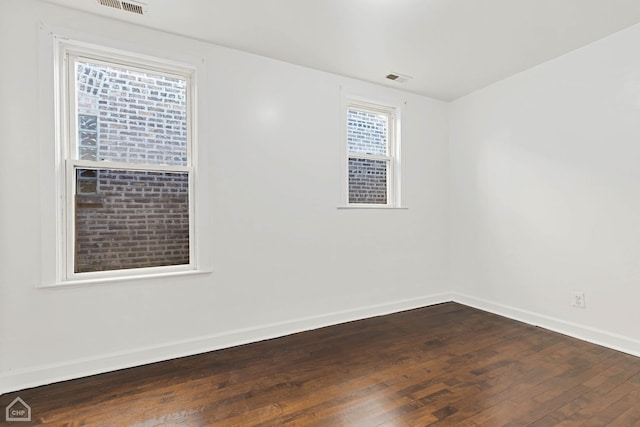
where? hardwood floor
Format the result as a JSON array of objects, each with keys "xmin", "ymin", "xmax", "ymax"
[{"xmin": 2, "ymin": 302, "xmax": 640, "ymax": 426}]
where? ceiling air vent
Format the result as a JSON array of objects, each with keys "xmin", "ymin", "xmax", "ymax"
[
  {"xmin": 386, "ymin": 73, "xmax": 412, "ymax": 84},
  {"xmin": 98, "ymin": 0, "xmax": 148, "ymax": 15}
]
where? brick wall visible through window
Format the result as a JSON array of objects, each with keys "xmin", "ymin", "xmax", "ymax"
[
  {"xmin": 75, "ymin": 60, "xmax": 187, "ymax": 165},
  {"xmin": 75, "ymin": 169, "xmax": 189, "ymax": 273},
  {"xmin": 64, "ymin": 48, "xmax": 194, "ymax": 277},
  {"xmin": 346, "ymin": 101, "xmax": 398, "ymax": 205},
  {"xmin": 348, "ymin": 158, "xmax": 387, "ymax": 204}
]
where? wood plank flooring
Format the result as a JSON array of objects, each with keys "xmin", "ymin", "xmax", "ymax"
[{"xmin": 2, "ymin": 302, "xmax": 640, "ymax": 426}]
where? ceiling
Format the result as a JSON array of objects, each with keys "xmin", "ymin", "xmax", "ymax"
[{"xmin": 43, "ymin": 0, "xmax": 640, "ymax": 101}]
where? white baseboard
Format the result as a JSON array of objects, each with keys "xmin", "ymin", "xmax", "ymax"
[
  {"xmin": 0, "ymin": 292, "xmax": 452, "ymax": 395},
  {"xmin": 452, "ymin": 292, "xmax": 640, "ymax": 358}
]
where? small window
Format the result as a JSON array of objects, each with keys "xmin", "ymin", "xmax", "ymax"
[
  {"xmin": 59, "ymin": 42, "xmax": 195, "ymax": 280},
  {"xmin": 345, "ymin": 99, "xmax": 400, "ymax": 206}
]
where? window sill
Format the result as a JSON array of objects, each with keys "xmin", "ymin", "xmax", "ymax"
[
  {"xmin": 37, "ymin": 269, "xmax": 213, "ymax": 290},
  {"xmin": 337, "ymin": 205, "xmax": 408, "ymax": 210}
]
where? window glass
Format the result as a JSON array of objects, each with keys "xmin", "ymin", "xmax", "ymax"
[
  {"xmin": 75, "ymin": 168, "xmax": 190, "ymax": 273},
  {"xmin": 75, "ymin": 59, "xmax": 188, "ymax": 166},
  {"xmin": 348, "ymin": 158, "xmax": 388, "ymax": 204},
  {"xmin": 62, "ymin": 45, "xmax": 195, "ymax": 280},
  {"xmin": 345, "ymin": 100, "xmax": 397, "ymax": 206},
  {"xmin": 347, "ymin": 108, "xmax": 388, "ymax": 156}
]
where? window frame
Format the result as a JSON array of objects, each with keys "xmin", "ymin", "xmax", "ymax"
[
  {"xmin": 57, "ymin": 39, "xmax": 198, "ymax": 283},
  {"xmin": 343, "ymin": 97, "xmax": 402, "ymax": 208}
]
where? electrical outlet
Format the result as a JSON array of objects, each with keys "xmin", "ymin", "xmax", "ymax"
[{"xmin": 573, "ymin": 291, "xmax": 586, "ymax": 308}]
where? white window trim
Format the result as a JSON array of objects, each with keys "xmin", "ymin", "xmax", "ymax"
[
  {"xmin": 339, "ymin": 93, "xmax": 404, "ymax": 209},
  {"xmin": 38, "ymin": 25, "xmax": 212, "ymax": 288}
]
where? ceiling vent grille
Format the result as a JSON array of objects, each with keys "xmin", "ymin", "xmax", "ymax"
[
  {"xmin": 386, "ymin": 73, "xmax": 412, "ymax": 84},
  {"xmin": 98, "ymin": 0, "xmax": 148, "ymax": 15}
]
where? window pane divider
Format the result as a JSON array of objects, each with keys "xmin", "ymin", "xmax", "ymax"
[
  {"xmin": 70, "ymin": 159, "xmax": 191, "ymax": 173},
  {"xmin": 346, "ymin": 153, "xmax": 391, "ymax": 162}
]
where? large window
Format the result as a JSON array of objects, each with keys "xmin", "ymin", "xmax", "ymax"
[
  {"xmin": 345, "ymin": 99, "xmax": 400, "ymax": 206},
  {"xmin": 59, "ymin": 42, "xmax": 196, "ymax": 281}
]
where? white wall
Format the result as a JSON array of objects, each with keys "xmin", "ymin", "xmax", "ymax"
[
  {"xmin": 0, "ymin": 0, "xmax": 449, "ymax": 393},
  {"xmin": 449, "ymin": 22, "xmax": 640, "ymax": 354}
]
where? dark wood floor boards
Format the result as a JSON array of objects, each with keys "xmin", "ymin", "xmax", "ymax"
[
  {"xmin": 525, "ymin": 356, "xmax": 640, "ymax": 426},
  {"xmin": 375, "ymin": 327, "xmax": 628, "ymax": 426},
  {"xmin": 389, "ymin": 336, "xmax": 568, "ymax": 424},
  {"xmin": 428, "ymin": 346, "xmax": 621, "ymax": 426},
  {"xmin": 547, "ymin": 368, "xmax": 640, "ymax": 426},
  {"xmin": 371, "ymin": 341, "xmax": 567, "ymax": 425},
  {"xmin": 2, "ymin": 302, "xmax": 640, "ymax": 426},
  {"xmin": 247, "ymin": 306, "xmax": 532, "ymax": 426},
  {"xmin": 608, "ymin": 390, "xmax": 640, "ymax": 426},
  {"xmin": 246, "ymin": 344, "xmax": 442, "ymax": 425}
]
